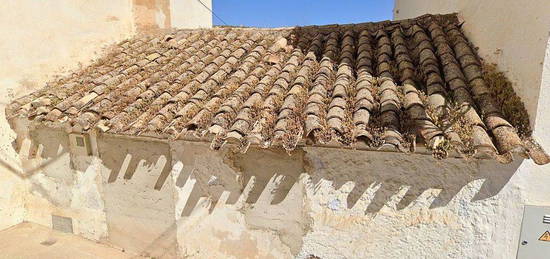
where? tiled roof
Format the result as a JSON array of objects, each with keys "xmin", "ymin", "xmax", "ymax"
[{"xmin": 6, "ymin": 14, "xmax": 549, "ymax": 164}]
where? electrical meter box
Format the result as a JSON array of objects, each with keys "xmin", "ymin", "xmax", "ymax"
[{"xmin": 517, "ymin": 206, "xmax": 550, "ymax": 258}]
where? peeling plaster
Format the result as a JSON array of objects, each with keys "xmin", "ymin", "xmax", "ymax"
[{"xmin": 7, "ymin": 129, "xmax": 536, "ymax": 258}]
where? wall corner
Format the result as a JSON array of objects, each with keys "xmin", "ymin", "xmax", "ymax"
[{"xmin": 132, "ymin": 0, "xmax": 212, "ymax": 33}]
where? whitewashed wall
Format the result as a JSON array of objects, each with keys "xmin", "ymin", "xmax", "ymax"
[
  {"xmin": 16, "ymin": 127, "xmax": 108, "ymax": 241},
  {"xmin": 12, "ymin": 128, "xmax": 546, "ymax": 258},
  {"xmin": 166, "ymin": 142, "xmax": 537, "ymax": 258}
]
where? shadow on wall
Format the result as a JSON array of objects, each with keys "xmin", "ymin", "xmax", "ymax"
[
  {"xmin": 64, "ymin": 136, "xmax": 521, "ymax": 217},
  {"xmin": 6, "ymin": 130, "xmax": 522, "ymax": 256},
  {"xmin": 1, "ymin": 128, "xmax": 72, "ymax": 207},
  {"xmin": 99, "ymin": 136, "xmax": 172, "ymax": 190},
  {"xmin": 167, "ymin": 144, "xmax": 520, "ymax": 216},
  {"xmin": 7, "ymin": 124, "xmax": 521, "ymax": 219},
  {"xmin": 305, "ymin": 148, "xmax": 521, "ymax": 212},
  {"xmin": 91, "ymin": 140, "xmax": 522, "ymax": 257},
  {"xmin": 97, "ymin": 135, "xmax": 177, "ymax": 258}
]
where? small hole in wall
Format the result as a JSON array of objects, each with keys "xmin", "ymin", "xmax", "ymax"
[{"xmin": 75, "ymin": 136, "xmax": 85, "ymax": 147}]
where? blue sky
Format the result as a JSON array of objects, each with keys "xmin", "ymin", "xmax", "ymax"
[{"xmin": 212, "ymin": 1, "xmax": 395, "ymax": 28}]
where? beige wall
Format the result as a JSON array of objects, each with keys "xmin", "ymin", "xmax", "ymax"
[
  {"xmin": 535, "ymin": 36, "xmax": 550, "ymax": 149},
  {"xmin": 99, "ymin": 136, "xmax": 176, "ymax": 257},
  {"xmin": 8, "ymin": 126, "xmax": 108, "ymax": 241},
  {"xmin": 0, "ymin": 0, "xmax": 135, "ymax": 94},
  {"xmin": 0, "ymin": 0, "xmax": 212, "ymax": 95},
  {"xmin": 133, "ymin": 0, "xmax": 212, "ymax": 32},
  {"xmin": 393, "ymin": 0, "xmax": 550, "ymax": 132}
]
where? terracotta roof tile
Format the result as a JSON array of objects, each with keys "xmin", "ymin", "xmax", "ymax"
[{"xmin": 7, "ymin": 14, "xmax": 549, "ymax": 164}]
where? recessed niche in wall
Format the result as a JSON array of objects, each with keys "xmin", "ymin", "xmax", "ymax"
[{"xmin": 51, "ymin": 215, "xmax": 74, "ymax": 234}]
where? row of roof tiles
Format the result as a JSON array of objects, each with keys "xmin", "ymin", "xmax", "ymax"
[{"xmin": 6, "ymin": 14, "xmax": 549, "ymax": 164}]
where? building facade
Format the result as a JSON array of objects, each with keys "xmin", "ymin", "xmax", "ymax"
[{"xmin": 2, "ymin": 1, "xmax": 550, "ymax": 258}]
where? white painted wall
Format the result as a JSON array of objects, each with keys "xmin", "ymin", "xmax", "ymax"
[
  {"xmin": 98, "ymin": 136, "xmax": 177, "ymax": 257},
  {"xmin": 14, "ymin": 128, "xmax": 550, "ymax": 258},
  {"xmin": 19, "ymin": 127, "xmax": 108, "ymax": 241},
  {"xmin": 164, "ymin": 142, "xmax": 546, "ymax": 258}
]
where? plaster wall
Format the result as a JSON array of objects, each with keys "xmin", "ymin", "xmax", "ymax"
[
  {"xmin": 133, "ymin": 0, "xmax": 212, "ymax": 32},
  {"xmin": 0, "ymin": 86, "xmax": 26, "ymax": 231},
  {"xmin": 167, "ymin": 142, "xmax": 539, "ymax": 258},
  {"xmin": 171, "ymin": 0, "xmax": 213, "ymax": 29},
  {"xmin": 98, "ymin": 136, "xmax": 177, "ymax": 257},
  {"xmin": 14, "ymin": 129, "xmax": 178, "ymax": 256},
  {"xmin": 0, "ymin": 0, "xmax": 136, "ymax": 232},
  {"xmin": 170, "ymin": 142, "xmax": 308, "ymax": 258},
  {"xmin": 13, "ymin": 129, "xmax": 550, "ymax": 258},
  {"xmin": 21, "ymin": 127, "xmax": 108, "ymax": 241},
  {"xmin": 393, "ymin": 0, "xmax": 550, "ymax": 131},
  {"xmin": 0, "ymin": 1, "xmax": 117, "ymax": 232},
  {"xmin": 0, "ymin": 0, "xmax": 135, "ymax": 95},
  {"xmin": 0, "ymin": 0, "xmax": 212, "ymax": 93}
]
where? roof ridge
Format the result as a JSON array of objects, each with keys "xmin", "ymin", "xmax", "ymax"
[{"xmin": 154, "ymin": 13, "xmax": 460, "ymax": 33}]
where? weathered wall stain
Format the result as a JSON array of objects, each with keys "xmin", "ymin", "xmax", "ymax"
[{"xmin": 132, "ymin": 0, "xmax": 171, "ymax": 32}]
